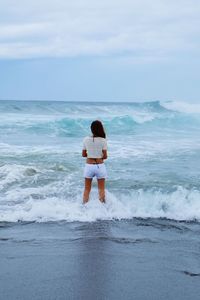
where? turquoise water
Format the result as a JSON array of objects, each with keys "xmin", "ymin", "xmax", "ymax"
[{"xmin": 0, "ymin": 100, "xmax": 200, "ymax": 222}]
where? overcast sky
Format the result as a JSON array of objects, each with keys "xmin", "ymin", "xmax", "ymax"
[{"xmin": 0, "ymin": 0, "xmax": 200, "ymax": 102}]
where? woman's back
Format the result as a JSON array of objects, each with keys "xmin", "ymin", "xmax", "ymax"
[{"xmin": 83, "ymin": 136, "xmax": 107, "ymax": 159}]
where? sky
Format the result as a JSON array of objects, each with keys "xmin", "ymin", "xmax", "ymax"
[{"xmin": 0, "ymin": 0, "xmax": 200, "ymax": 102}]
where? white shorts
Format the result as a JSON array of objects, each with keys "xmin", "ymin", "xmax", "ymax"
[{"xmin": 84, "ymin": 163, "xmax": 107, "ymax": 179}]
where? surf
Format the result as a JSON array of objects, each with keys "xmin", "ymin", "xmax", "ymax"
[{"xmin": 0, "ymin": 100, "xmax": 200, "ymax": 223}]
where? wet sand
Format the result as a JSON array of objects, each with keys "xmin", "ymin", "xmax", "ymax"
[{"xmin": 0, "ymin": 219, "xmax": 200, "ymax": 300}]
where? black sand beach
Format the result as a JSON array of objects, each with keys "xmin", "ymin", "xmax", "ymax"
[{"xmin": 1, "ymin": 219, "xmax": 200, "ymax": 300}]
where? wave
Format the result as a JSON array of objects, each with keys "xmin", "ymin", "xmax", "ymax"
[
  {"xmin": 0, "ymin": 101, "xmax": 200, "ymax": 137},
  {"xmin": 162, "ymin": 101, "xmax": 200, "ymax": 114},
  {"xmin": 1, "ymin": 99, "xmax": 200, "ymax": 117},
  {"xmin": 0, "ymin": 99, "xmax": 165, "ymax": 113},
  {"xmin": 1, "ymin": 99, "xmax": 199, "ymax": 114},
  {"xmin": 1, "ymin": 185, "xmax": 200, "ymax": 223}
]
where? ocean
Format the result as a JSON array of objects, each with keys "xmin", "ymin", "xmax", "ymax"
[
  {"xmin": 0, "ymin": 100, "xmax": 200, "ymax": 299},
  {"xmin": 0, "ymin": 99, "xmax": 200, "ymax": 222}
]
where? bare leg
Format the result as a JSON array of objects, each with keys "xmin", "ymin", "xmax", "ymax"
[
  {"xmin": 97, "ymin": 178, "xmax": 106, "ymax": 203},
  {"xmin": 83, "ymin": 178, "xmax": 92, "ymax": 204}
]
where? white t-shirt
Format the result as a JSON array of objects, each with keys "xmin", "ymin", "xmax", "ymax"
[{"xmin": 83, "ymin": 136, "xmax": 107, "ymax": 158}]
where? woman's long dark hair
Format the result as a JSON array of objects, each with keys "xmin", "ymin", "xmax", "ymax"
[{"xmin": 91, "ymin": 120, "xmax": 106, "ymax": 138}]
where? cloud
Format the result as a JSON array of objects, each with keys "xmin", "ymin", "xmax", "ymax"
[
  {"xmin": 0, "ymin": 23, "xmax": 51, "ymax": 39},
  {"xmin": 0, "ymin": 0, "xmax": 200, "ymax": 60}
]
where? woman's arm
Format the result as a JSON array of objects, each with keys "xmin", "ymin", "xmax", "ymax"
[
  {"xmin": 102, "ymin": 150, "xmax": 107, "ymax": 160},
  {"xmin": 82, "ymin": 149, "xmax": 87, "ymax": 157}
]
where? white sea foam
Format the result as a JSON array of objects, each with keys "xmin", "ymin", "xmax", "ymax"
[
  {"xmin": 0, "ymin": 164, "xmax": 40, "ymax": 190},
  {"xmin": 1, "ymin": 132, "xmax": 200, "ymax": 162},
  {"xmin": 1, "ymin": 187, "xmax": 200, "ymax": 222},
  {"xmin": 162, "ymin": 101, "xmax": 200, "ymax": 114}
]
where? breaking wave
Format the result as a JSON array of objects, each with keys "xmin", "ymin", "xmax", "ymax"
[
  {"xmin": 0, "ymin": 100, "xmax": 200, "ymax": 137},
  {"xmin": 0, "ymin": 185, "xmax": 200, "ymax": 222}
]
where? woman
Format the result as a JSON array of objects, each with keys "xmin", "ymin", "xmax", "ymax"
[{"xmin": 82, "ymin": 120, "xmax": 108, "ymax": 204}]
